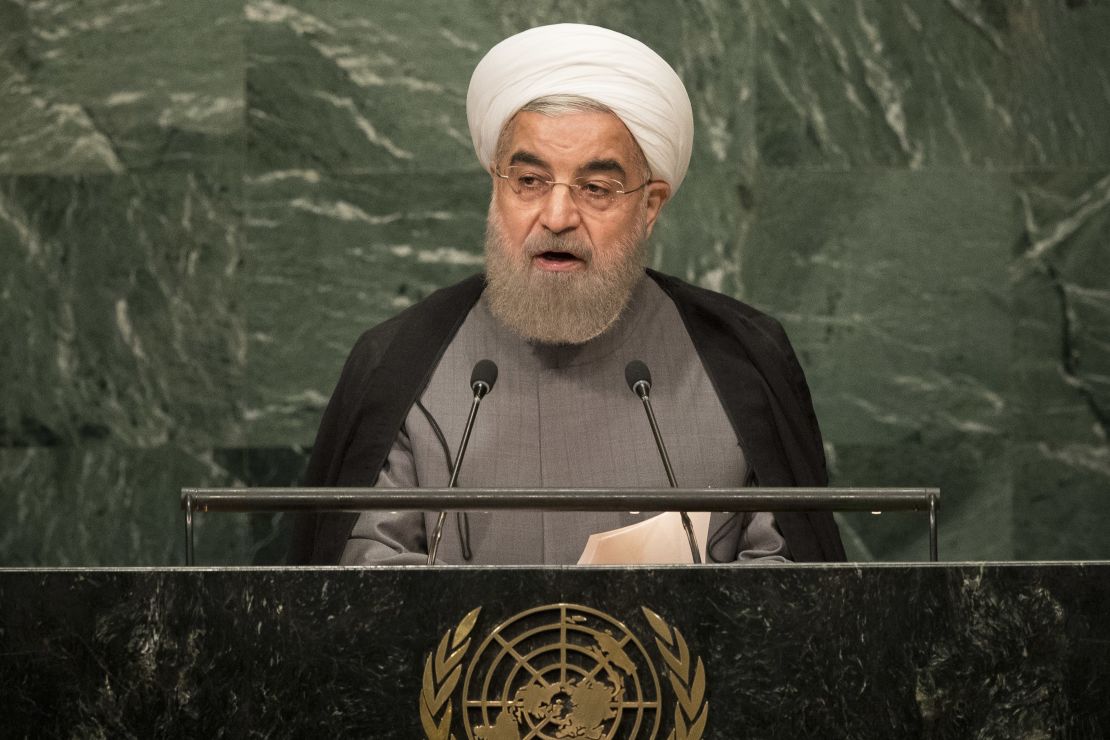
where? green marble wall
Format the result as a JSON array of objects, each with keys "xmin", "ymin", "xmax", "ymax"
[{"xmin": 1, "ymin": 1, "xmax": 1107, "ymax": 565}]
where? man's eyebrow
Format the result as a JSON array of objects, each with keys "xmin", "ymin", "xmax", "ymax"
[
  {"xmin": 578, "ymin": 158, "xmax": 628, "ymax": 180},
  {"xmin": 508, "ymin": 151, "xmax": 549, "ymax": 169}
]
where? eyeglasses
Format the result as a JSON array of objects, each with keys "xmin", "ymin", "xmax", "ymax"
[{"xmin": 494, "ymin": 165, "xmax": 651, "ymax": 212}]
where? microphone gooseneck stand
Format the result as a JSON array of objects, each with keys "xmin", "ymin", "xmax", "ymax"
[
  {"xmin": 427, "ymin": 359, "xmax": 498, "ymax": 565},
  {"xmin": 625, "ymin": 360, "xmax": 703, "ymax": 564}
]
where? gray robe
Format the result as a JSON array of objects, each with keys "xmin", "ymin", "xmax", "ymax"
[
  {"xmin": 290, "ymin": 269, "xmax": 846, "ymax": 565},
  {"xmin": 341, "ymin": 277, "xmax": 788, "ymax": 565}
]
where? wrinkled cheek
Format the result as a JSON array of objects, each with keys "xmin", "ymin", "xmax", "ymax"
[{"xmin": 490, "ymin": 192, "xmax": 540, "ymax": 241}]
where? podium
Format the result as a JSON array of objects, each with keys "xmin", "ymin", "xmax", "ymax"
[
  {"xmin": 2, "ymin": 563, "xmax": 1108, "ymax": 737},
  {"xmin": 3, "ymin": 486, "xmax": 1106, "ymax": 736}
]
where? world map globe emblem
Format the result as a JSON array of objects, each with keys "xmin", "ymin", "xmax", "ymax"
[{"xmin": 462, "ymin": 603, "xmax": 663, "ymax": 739}]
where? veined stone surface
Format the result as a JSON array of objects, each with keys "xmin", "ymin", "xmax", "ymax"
[
  {"xmin": 0, "ymin": 0, "xmax": 244, "ymax": 174},
  {"xmin": 756, "ymin": 0, "xmax": 1110, "ymax": 169},
  {"xmin": 0, "ymin": 1, "xmax": 1108, "ymax": 564},
  {"xmin": 1, "ymin": 565, "xmax": 1106, "ymax": 736}
]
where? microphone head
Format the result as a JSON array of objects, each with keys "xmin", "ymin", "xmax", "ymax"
[
  {"xmin": 624, "ymin": 360, "xmax": 652, "ymax": 397},
  {"xmin": 470, "ymin": 359, "xmax": 498, "ymax": 397}
]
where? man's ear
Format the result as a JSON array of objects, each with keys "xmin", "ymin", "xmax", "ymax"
[{"xmin": 643, "ymin": 181, "xmax": 671, "ymax": 237}]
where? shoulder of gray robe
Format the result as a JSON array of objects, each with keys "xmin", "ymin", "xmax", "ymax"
[{"xmin": 290, "ymin": 275, "xmax": 485, "ymax": 565}]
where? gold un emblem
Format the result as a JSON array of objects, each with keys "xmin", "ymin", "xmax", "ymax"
[{"xmin": 420, "ymin": 603, "xmax": 708, "ymax": 740}]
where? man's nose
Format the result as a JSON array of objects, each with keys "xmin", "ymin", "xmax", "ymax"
[{"xmin": 538, "ymin": 183, "xmax": 583, "ymax": 234}]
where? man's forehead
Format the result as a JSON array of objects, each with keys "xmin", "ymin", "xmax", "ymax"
[{"xmin": 502, "ymin": 110, "xmax": 640, "ymax": 171}]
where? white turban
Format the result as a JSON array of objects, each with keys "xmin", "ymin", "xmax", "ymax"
[{"xmin": 466, "ymin": 23, "xmax": 694, "ymax": 192}]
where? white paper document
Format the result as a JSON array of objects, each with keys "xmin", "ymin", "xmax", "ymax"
[{"xmin": 577, "ymin": 512, "xmax": 712, "ymax": 565}]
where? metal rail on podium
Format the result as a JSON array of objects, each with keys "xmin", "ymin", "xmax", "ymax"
[{"xmin": 179, "ymin": 486, "xmax": 940, "ymax": 564}]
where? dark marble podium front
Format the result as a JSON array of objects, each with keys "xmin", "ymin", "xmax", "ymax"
[{"xmin": 1, "ymin": 563, "xmax": 1107, "ymax": 738}]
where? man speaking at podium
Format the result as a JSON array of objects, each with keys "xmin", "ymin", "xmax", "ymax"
[{"xmin": 290, "ymin": 24, "xmax": 845, "ymax": 566}]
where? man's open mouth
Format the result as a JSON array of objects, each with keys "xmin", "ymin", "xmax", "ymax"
[
  {"xmin": 532, "ymin": 250, "xmax": 587, "ymax": 272},
  {"xmin": 540, "ymin": 251, "xmax": 580, "ymax": 262}
]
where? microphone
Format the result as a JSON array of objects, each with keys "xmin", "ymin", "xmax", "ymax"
[
  {"xmin": 469, "ymin": 359, "xmax": 497, "ymax": 400},
  {"xmin": 624, "ymin": 360, "xmax": 702, "ymax": 564},
  {"xmin": 427, "ymin": 359, "xmax": 498, "ymax": 565},
  {"xmin": 624, "ymin": 360, "xmax": 653, "ymax": 402}
]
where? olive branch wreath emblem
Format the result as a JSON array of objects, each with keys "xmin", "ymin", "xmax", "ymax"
[
  {"xmin": 421, "ymin": 606, "xmax": 481, "ymax": 740},
  {"xmin": 642, "ymin": 607, "xmax": 709, "ymax": 740},
  {"xmin": 420, "ymin": 605, "xmax": 708, "ymax": 740}
]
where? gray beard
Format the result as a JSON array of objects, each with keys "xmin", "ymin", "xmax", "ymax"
[{"xmin": 483, "ymin": 205, "xmax": 649, "ymax": 345}]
